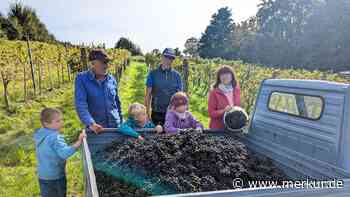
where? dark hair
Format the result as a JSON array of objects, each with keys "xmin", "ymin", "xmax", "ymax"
[
  {"xmin": 88, "ymin": 49, "xmax": 110, "ymax": 63},
  {"xmin": 213, "ymin": 65, "xmax": 237, "ymax": 89}
]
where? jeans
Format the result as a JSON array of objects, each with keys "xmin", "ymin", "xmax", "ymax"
[{"xmin": 39, "ymin": 176, "xmax": 67, "ymax": 197}]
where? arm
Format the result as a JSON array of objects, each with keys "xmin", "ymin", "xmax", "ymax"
[
  {"xmin": 176, "ymin": 73, "xmax": 184, "ymax": 91},
  {"xmin": 115, "ymin": 80, "xmax": 123, "ymax": 123},
  {"xmin": 164, "ymin": 112, "xmax": 179, "ymax": 133},
  {"xmin": 118, "ymin": 123, "xmax": 140, "ymax": 138},
  {"xmin": 52, "ymin": 135, "xmax": 77, "ymax": 160},
  {"xmin": 145, "ymin": 121, "xmax": 155, "ymax": 128},
  {"xmin": 74, "ymin": 75, "xmax": 95, "ymax": 127},
  {"xmin": 145, "ymin": 87, "xmax": 152, "ymax": 117},
  {"xmin": 234, "ymin": 85, "xmax": 241, "ymax": 107},
  {"xmin": 190, "ymin": 113, "xmax": 204, "ymax": 129},
  {"xmin": 145, "ymin": 72, "xmax": 153, "ymax": 117},
  {"xmin": 208, "ymin": 91, "xmax": 225, "ymax": 118}
]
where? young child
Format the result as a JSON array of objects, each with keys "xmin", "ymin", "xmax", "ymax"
[
  {"xmin": 164, "ymin": 92, "xmax": 204, "ymax": 133},
  {"xmin": 119, "ymin": 103, "xmax": 163, "ymax": 140},
  {"xmin": 34, "ymin": 108, "xmax": 86, "ymax": 197}
]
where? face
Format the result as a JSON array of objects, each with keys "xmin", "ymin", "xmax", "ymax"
[
  {"xmin": 175, "ymin": 105, "xmax": 187, "ymax": 113},
  {"xmin": 161, "ymin": 56, "xmax": 174, "ymax": 68},
  {"xmin": 135, "ymin": 112, "xmax": 148, "ymax": 125},
  {"xmin": 92, "ymin": 60, "xmax": 108, "ymax": 76},
  {"xmin": 220, "ymin": 73, "xmax": 233, "ymax": 85},
  {"xmin": 45, "ymin": 114, "xmax": 64, "ymax": 131}
]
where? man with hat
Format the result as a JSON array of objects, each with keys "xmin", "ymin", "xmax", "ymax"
[
  {"xmin": 144, "ymin": 48, "xmax": 183, "ymax": 126},
  {"xmin": 74, "ymin": 49, "xmax": 123, "ymax": 134}
]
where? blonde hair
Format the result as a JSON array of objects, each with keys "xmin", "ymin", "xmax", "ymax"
[
  {"xmin": 40, "ymin": 108, "xmax": 62, "ymax": 126},
  {"xmin": 128, "ymin": 103, "xmax": 146, "ymax": 118}
]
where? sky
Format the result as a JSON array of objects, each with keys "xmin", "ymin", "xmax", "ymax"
[{"xmin": 0, "ymin": 0, "xmax": 261, "ymax": 52}]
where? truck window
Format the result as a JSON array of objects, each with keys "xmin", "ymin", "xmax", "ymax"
[{"xmin": 268, "ymin": 92, "xmax": 323, "ymax": 120}]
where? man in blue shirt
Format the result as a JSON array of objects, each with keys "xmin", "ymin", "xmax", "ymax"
[
  {"xmin": 75, "ymin": 49, "xmax": 122, "ymax": 134},
  {"xmin": 144, "ymin": 48, "xmax": 183, "ymax": 126}
]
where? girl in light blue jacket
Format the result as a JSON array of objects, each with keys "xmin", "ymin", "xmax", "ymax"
[{"xmin": 34, "ymin": 108, "xmax": 85, "ymax": 197}]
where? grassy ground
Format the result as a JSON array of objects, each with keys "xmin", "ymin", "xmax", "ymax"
[
  {"xmin": 0, "ymin": 83, "xmax": 84, "ymax": 197},
  {"xmin": 0, "ymin": 61, "xmax": 210, "ymax": 196}
]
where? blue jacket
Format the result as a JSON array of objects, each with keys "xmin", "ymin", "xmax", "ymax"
[
  {"xmin": 119, "ymin": 117, "xmax": 156, "ymax": 138},
  {"xmin": 146, "ymin": 66, "xmax": 183, "ymax": 113},
  {"xmin": 75, "ymin": 70, "xmax": 122, "ymax": 128},
  {"xmin": 33, "ymin": 128, "xmax": 77, "ymax": 180}
]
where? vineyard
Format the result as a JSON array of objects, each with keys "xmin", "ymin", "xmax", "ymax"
[
  {"xmin": 0, "ymin": 39, "xmax": 349, "ymax": 196},
  {"xmin": 142, "ymin": 54, "xmax": 350, "ymax": 126},
  {"xmin": 0, "ymin": 39, "xmax": 130, "ymax": 196}
]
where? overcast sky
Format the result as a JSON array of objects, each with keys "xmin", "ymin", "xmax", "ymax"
[{"xmin": 0, "ymin": 0, "xmax": 260, "ymax": 52}]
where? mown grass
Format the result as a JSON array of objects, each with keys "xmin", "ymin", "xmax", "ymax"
[{"xmin": 118, "ymin": 61, "xmax": 209, "ymax": 127}]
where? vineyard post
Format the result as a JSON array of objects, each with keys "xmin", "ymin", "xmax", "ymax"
[
  {"xmin": 37, "ymin": 59, "xmax": 42, "ymax": 96},
  {"xmin": 47, "ymin": 61, "xmax": 53, "ymax": 90},
  {"xmin": 23, "ymin": 57, "xmax": 27, "ymax": 102},
  {"xmin": 26, "ymin": 36, "xmax": 36, "ymax": 96},
  {"xmin": 64, "ymin": 44, "xmax": 71, "ymax": 81},
  {"xmin": 16, "ymin": 45, "xmax": 28, "ymax": 102},
  {"xmin": 182, "ymin": 58, "xmax": 189, "ymax": 93},
  {"xmin": 58, "ymin": 47, "xmax": 65, "ymax": 84},
  {"xmin": 0, "ymin": 71, "xmax": 10, "ymax": 111},
  {"xmin": 80, "ymin": 47, "xmax": 88, "ymax": 71},
  {"xmin": 56, "ymin": 52, "xmax": 61, "ymax": 87}
]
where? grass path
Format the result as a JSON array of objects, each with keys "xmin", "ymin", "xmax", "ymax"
[
  {"xmin": 119, "ymin": 61, "xmax": 149, "ymax": 116},
  {"xmin": 119, "ymin": 61, "xmax": 209, "ymax": 127}
]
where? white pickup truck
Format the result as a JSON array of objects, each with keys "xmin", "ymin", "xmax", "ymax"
[{"xmin": 82, "ymin": 79, "xmax": 350, "ymax": 197}]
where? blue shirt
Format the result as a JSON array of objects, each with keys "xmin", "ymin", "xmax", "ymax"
[
  {"xmin": 75, "ymin": 70, "xmax": 122, "ymax": 128},
  {"xmin": 33, "ymin": 128, "xmax": 76, "ymax": 180},
  {"xmin": 146, "ymin": 66, "xmax": 183, "ymax": 113}
]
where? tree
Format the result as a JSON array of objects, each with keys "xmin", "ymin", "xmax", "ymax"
[
  {"xmin": 300, "ymin": 0, "xmax": 350, "ymax": 71},
  {"xmin": 235, "ymin": 17, "xmax": 259, "ymax": 62},
  {"xmin": 0, "ymin": 12, "xmax": 19, "ymax": 40},
  {"xmin": 183, "ymin": 37, "xmax": 199, "ymax": 57},
  {"xmin": 174, "ymin": 48, "xmax": 182, "ymax": 56},
  {"xmin": 151, "ymin": 49, "xmax": 161, "ymax": 56},
  {"xmin": 7, "ymin": 3, "xmax": 55, "ymax": 42},
  {"xmin": 250, "ymin": 0, "xmax": 311, "ymax": 67},
  {"xmin": 115, "ymin": 37, "xmax": 142, "ymax": 56},
  {"xmin": 198, "ymin": 7, "xmax": 238, "ymax": 59}
]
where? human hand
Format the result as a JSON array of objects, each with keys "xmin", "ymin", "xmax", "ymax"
[
  {"xmin": 137, "ymin": 135, "xmax": 145, "ymax": 141},
  {"xmin": 224, "ymin": 105, "xmax": 233, "ymax": 112},
  {"xmin": 195, "ymin": 127, "xmax": 203, "ymax": 133},
  {"xmin": 79, "ymin": 132, "xmax": 87, "ymax": 141},
  {"xmin": 73, "ymin": 131, "xmax": 87, "ymax": 149},
  {"xmin": 155, "ymin": 125, "xmax": 163, "ymax": 133},
  {"xmin": 89, "ymin": 123, "xmax": 103, "ymax": 134}
]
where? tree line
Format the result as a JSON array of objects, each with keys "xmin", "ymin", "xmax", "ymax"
[
  {"xmin": 0, "ymin": 3, "xmax": 55, "ymax": 43},
  {"xmin": 184, "ymin": 0, "xmax": 350, "ymax": 71}
]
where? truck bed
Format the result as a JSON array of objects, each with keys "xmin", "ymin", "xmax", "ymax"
[{"xmin": 81, "ymin": 129, "xmax": 350, "ymax": 197}]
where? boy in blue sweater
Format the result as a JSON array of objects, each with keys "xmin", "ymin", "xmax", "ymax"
[
  {"xmin": 119, "ymin": 103, "xmax": 163, "ymax": 140},
  {"xmin": 34, "ymin": 108, "xmax": 86, "ymax": 197}
]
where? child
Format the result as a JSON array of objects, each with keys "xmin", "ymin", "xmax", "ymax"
[
  {"xmin": 119, "ymin": 103, "xmax": 163, "ymax": 140},
  {"xmin": 34, "ymin": 108, "xmax": 86, "ymax": 197},
  {"xmin": 208, "ymin": 65, "xmax": 241, "ymax": 129},
  {"xmin": 164, "ymin": 92, "xmax": 204, "ymax": 133}
]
